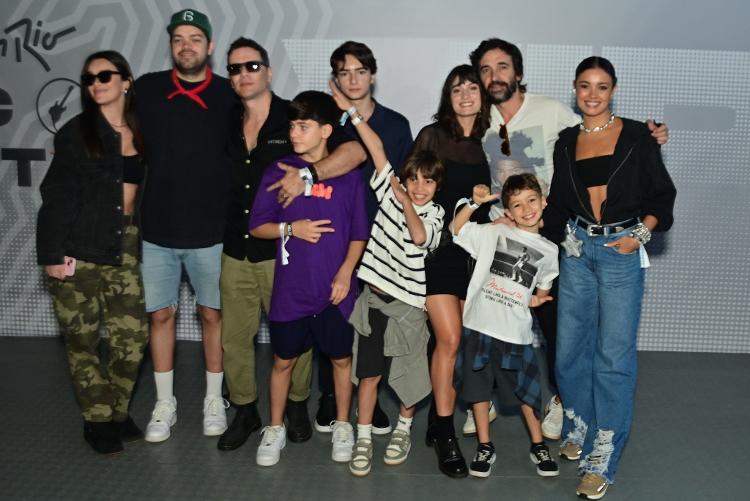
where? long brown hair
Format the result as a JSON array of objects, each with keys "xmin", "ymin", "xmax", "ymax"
[
  {"xmin": 433, "ymin": 64, "xmax": 489, "ymax": 141},
  {"xmin": 79, "ymin": 50, "xmax": 143, "ymax": 159}
]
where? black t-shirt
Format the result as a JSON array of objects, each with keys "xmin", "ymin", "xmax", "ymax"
[
  {"xmin": 135, "ymin": 69, "xmax": 237, "ymax": 248},
  {"xmin": 223, "ymin": 92, "xmax": 353, "ymax": 262}
]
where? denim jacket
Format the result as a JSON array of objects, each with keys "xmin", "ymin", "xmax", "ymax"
[{"xmin": 37, "ymin": 113, "xmax": 144, "ymax": 265}]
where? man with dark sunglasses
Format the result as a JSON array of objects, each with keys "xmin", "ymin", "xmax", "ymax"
[
  {"xmin": 467, "ymin": 38, "xmax": 669, "ymax": 445},
  {"xmin": 217, "ymin": 37, "xmax": 365, "ymax": 452},
  {"xmin": 134, "ymin": 8, "xmax": 237, "ymax": 444}
]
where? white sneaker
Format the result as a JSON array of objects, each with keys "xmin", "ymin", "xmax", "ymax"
[
  {"xmin": 462, "ymin": 401, "xmax": 498, "ymax": 436},
  {"xmin": 145, "ymin": 397, "xmax": 177, "ymax": 443},
  {"xmin": 331, "ymin": 421, "xmax": 355, "ymax": 462},
  {"xmin": 203, "ymin": 395, "xmax": 229, "ymax": 436},
  {"xmin": 256, "ymin": 425, "xmax": 287, "ymax": 466},
  {"xmin": 542, "ymin": 395, "xmax": 563, "ymax": 440}
]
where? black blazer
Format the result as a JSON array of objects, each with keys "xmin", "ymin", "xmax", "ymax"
[
  {"xmin": 543, "ymin": 117, "xmax": 676, "ymax": 244},
  {"xmin": 37, "ymin": 113, "xmax": 143, "ymax": 265}
]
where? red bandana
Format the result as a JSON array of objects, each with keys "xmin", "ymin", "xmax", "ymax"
[{"xmin": 167, "ymin": 66, "xmax": 213, "ymax": 109}]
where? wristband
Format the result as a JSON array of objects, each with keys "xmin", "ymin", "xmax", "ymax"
[
  {"xmin": 308, "ymin": 164, "xmax": 320, "ymax": 183},
  {"xmin": 351, "ymin": 113, "xmax": 364, "ymax": 126},
  {"xmin": 458, "ymin": 197, "xmax": 480, "ymax": 210},
  {"xmin": 346, "ymin": 106, "xmax": 357, "ymax": 117},
  {"xmin": 286, "ymin": 222, "xmax": 293, "ymax": 237},
  {"xmin": 279, "ymin": 222, "xmax": 290, "ymax": 265},
  {"xmin": 299, "ymin": 167, "xmax": 314, "ymax": 197}
]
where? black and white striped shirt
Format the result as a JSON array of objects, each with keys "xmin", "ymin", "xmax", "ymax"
[{"xmin": 357, "ymin": 163, "xmax": 444, "ymax": 309}]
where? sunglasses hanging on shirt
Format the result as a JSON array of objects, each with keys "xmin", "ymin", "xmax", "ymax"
[{"xmin": 499, "ymin": 123, "xmax": 511, "ymax": 156}]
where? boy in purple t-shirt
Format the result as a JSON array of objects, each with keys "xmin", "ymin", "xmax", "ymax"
[{"xmin": 249, "ymin": 91, "xmax": 369, "ymax": 467}]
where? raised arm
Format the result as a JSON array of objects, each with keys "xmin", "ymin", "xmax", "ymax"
[
  {"xmin": 329, "ymin": 80, "xmax": 388, "ymax": 173},
  {"xmin": 451, "ymin": 184, "xmax": 499, "ymax": 235}
]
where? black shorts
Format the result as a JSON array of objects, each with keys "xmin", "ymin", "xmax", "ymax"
[
  {"xmin": 425, "ymin": 243, "xmax": 475, "ymax": 299},
  {"xmin": 355, "ymin": 287, "xmax": 395, "ymax": 379},
  {"xmin": 458, "ymin": 330, "xmax": 541, "ymax": 416},
  {"xmin": 270, "ymin": 304, "xmax": 354, "ymax": 360}
]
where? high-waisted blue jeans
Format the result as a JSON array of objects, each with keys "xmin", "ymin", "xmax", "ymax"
[{"xmin": 555, "ymin": 222, "xmax": 645, "ymax": 483}]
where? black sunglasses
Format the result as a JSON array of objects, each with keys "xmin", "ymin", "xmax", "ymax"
[
  {"xmin": 499, "ymin": 123, "xmax": 511, "ymax": 156},
  {"xmin": 81, "ymin": 70, "xmax": 122, "ymax": 86},
  {"xmin": 226, "ymin": 61, "xmax": 267, "ymax": 76}
]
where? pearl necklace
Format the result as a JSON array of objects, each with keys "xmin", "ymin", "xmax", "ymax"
[{"xmin": 580, "ymin": 112, "xmax": 615, "ymax": 134}]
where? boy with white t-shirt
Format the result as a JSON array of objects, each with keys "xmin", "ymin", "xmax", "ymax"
[{"xmin": 451, "ymin": 173, "xmax": 559, "ymax": 479}]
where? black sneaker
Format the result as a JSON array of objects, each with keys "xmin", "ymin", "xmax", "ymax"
[
  {"xmin": 529, "ymin": 443, "xmax": 560, "ymax": 477},
  {"xmin": 217, "ymin": 401, "xmax": 261, "ymax": 451},
  {"xmin": 372, "ymin": 399, "xmax": 392, "ymax": 435},
  {"xmin": 83, "ymin": 421, "xmax": 123, "ymax": 455},
  {"xmin": 469, "ymin": 443, "xmax": 496, "ymax": 478},
  {"xmin": 116, "ymin": 416, "xmax": 144, "ymax": 443},
  {"xmin": 286, "ymin": 399, "xmax": 312, "ymax": 442},
  {"xmin": 314, "ymin": 393, "xmax": 336, "ymax": 433}
]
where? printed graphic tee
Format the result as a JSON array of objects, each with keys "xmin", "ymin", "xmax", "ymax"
[{"xmin": 454, "ymin": 222, "xmax": 558, "ymax": 344}]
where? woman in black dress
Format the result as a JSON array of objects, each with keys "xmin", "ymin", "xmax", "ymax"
[{"xmin": 413, "ymin": 64, "xmax": 491, "ymax": 477}]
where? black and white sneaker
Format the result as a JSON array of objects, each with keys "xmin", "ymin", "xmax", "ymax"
[
  {"xmin": 529, "ymin": 443, "xmax": 560, "ymax": 477},
  {"xmin": 314, "ymin": 393, "xmax": 336, "ymax": 433},
  {"xmin": 469, "ymin": 443, "xmax": 496, "ymax": 478},
  {"xmin": 372, "ymin": 400, "xmax": 392, "ymax": 435}
]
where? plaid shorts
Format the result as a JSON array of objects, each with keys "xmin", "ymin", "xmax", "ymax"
[{"xmin": 456, "ymin": 329, "xmax": 542, "ymax": 418}]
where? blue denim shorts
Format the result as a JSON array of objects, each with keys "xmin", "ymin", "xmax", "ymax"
[{"xmin": 141, "ymin": 241, "xmax": 222, "ymax": 312}]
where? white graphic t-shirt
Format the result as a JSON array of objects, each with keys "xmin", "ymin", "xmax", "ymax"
[
  {"xmin": 454, "ymin": 222, "xmax": 558, "ymax": 345},
  {"xmin": 482, "ymin": 94, "xmax": 580, "ymax": 218}
]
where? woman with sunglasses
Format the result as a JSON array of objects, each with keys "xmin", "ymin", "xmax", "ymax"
[
  {"xmin": 410, "ymin": 64, "xmax": 491, "ymax": 477},
  {"xmin": 37, "ymin": 50, "xmax": 148, "ymax": 455},
  {"xmin": 544, "ymin": 56, "xmax": 676, "ymax": 499}
]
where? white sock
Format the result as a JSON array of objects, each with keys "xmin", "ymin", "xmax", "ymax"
[
  {"xmin": 206, "ymin": 371, "xmax": 224, "ymax": 398},
  {"xmin": 357, "ymin": 423, "xmax": 373, "ymax": 441},
  {"xmin": 154, "ymin": 370, "xmax": 174, "ymax": 402},
  {"xmin": 395, "ymin": 414, "xmax": 413, "ymax": 433}
]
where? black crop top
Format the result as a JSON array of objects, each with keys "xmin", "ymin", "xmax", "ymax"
[
  {"xmin": 122, "ymin": 155, "xmax": 145, "ymax": 185},
  {"xmin": 576, "ymin": 155, "xmax": 613, "ymax": 187}
]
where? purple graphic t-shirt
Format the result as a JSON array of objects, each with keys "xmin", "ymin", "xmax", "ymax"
[{"xmin": 249, "ymin": 154, "xmax": 369, "ymax": 322}]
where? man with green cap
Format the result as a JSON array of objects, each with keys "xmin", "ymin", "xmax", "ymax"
[{"xmin": 135, "ymin": 8, "xmax": 235, "ymax": 443}]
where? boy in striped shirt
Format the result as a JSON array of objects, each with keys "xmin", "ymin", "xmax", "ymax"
[{"xmin": 330, "ymin": 82, "xmax": 444, "ymax": 476}]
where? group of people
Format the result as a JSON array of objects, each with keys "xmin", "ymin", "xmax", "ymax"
[{"xmin": 36, "ymin": 8, "xmax": 676, "ymax": 500}]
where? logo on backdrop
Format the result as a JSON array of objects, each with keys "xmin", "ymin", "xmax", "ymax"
[
  {"xmin": 1, "ymin": 18, "xmax": 76, "ymax": 72},
  {"xmin": 36, "ymin": 78, "xmax": 80, "ymax": 134}
]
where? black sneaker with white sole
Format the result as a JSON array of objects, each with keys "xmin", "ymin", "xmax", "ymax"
[
  {"xmin": 314, "ymin": 393, "xmax": 336, "ymax": 433},
  {"xmin": 372, "ymin": 400, "xmax": 392, "ymax": 435},
  {"xmin": 469, "ymin": 442, "xmax": 496, "ymax": 478},
  {"xmin": 529, "ymin": 443, "xmax": 560, "ymax": 477}
]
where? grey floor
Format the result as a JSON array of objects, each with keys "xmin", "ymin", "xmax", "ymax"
[{"xmin": 0, "ymin": 337, "xmax": 748, "ymax": 501}]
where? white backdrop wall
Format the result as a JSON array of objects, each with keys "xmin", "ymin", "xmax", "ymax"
[{"xmin": 1, "ymin": 0, "xmax": 748, "ymax": 352}]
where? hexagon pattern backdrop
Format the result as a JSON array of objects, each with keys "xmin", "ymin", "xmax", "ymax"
[{"xmin": 1, "ymin": 0, "xmax": 748, "ymax": 352}]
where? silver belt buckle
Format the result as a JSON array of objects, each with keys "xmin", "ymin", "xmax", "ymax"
[{"xmin": 586, "ymin": 224, "xmax": 602, "ymax": 236}]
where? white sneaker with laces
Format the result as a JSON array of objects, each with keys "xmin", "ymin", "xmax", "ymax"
[
  {"xmin": 145, "ymin": 397, "xmax": 177, "ymax": 443},
  {"xmin": 256, "ymin": 425, "xmax": 287, "ymax": 466},
  {"xmin": 331, "ymin": 421, "xmax": 355, "ymax": 462},
  {"xmin": 542, "ymin": 395, "xmax": 563, "ymax": 440},
  {"xmin": 462, "ymin": 401, "xmax": 498, "ymax": 436},
  {"xmin": 203, "ymin": 395, "xmax": 229, "ymax": 436}
]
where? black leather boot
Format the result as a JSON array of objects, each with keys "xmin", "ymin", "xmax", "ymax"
[
  {"xmin": 217, "ymin": 401, "xmax": 261, "ymax": 451},
  {"xmin": 83, "ymin": 421, "xmax": 124, "ymax": 455},
  {"xmin": 115, "ymin": 416, "xmax": 144, "ymax": 442},
  {"xmin": 286, "ymin": 399, "xmax": 312, "ymax": 442},
  {"xmin": 434, "ymin": 435, "xmax": 468, "ymax": 478}
]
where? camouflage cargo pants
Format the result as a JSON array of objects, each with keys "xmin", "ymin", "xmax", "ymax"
[{"xmin": 48, "ymin": 224, "xmax": 148, "ymax": 422}]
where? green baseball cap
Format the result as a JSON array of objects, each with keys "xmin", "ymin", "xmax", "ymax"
[{"xmin": 167, "ymin": 8, "xmax": 212, "ymax": 40}]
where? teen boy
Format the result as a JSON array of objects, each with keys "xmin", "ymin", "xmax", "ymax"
[
  {"xmin": 248, "ymin": 91, "xmax": 369, "ymax": 466},
  {"xmin": 451, "ymin": 174, "xmax": 559, "ymax": 478},
  {"xmin": 329, "ymin": 81, "xmax": 444, "ymax": 476}
]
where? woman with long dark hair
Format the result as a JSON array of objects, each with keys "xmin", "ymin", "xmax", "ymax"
[
  {"xmin": 37, "ymin": 50, "xmax": 148, "ymax": 454},
  {"xmin": 412, "ymin": 64, "xmax": 491, "ymax": 477},
  {"xmin": 545, "ymin": 56, "xmax": 676, "ymax": 499}
]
